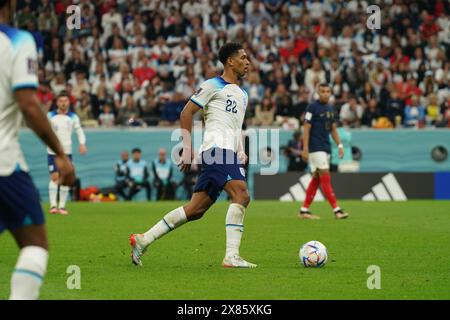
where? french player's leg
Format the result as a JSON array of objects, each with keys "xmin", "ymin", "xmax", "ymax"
[
  {"xmin": 0, "ymin": 171, "xmax": 49, "ymax": 300},
  {"xmin": 311, "ymin": 153, "xmax": 349, "ymax": 219},
  {"xmin": 47, "ymin": 154, "xmax": 59, "ymax": 213},
  {"xmin": 130, "ymin": 191, "xmax": 214, "ymax": 266},
  {"xmin": 299, "ymin": 153, "xmax": 321, "ymax": 219},
  {"xmin": 299, "ymin": 170, "xmax": 321, "ymax": 219},
  {"xmin": 222, "ymin": 179, "xmax": 257, "ymax": 268}
]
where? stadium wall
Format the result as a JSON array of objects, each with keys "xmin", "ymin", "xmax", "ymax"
[{"xmin": 19, "ymin": 128, "xmax": 450, "ymax": 201}]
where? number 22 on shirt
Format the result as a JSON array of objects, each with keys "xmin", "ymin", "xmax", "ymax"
[{"xmin": 225, "ymin": 99, "xmax": 237, "ymax": 113}]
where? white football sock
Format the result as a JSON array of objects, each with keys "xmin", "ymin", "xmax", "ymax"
[
  {"xmin": 225, "ymin": 203, "xmax": 245, "ymax": 257},
  {"xmin": 9, "ymin": 246, "xmax": 48, "ymax": 300},
  {"xmin": 142, "ymin": 206, "xmax": 187, "ymax": 246},
  {"xmin": 58, "ymin": 185, "xmax": 70, "ymax": 209},
  {"xmin": 49, "ymin": 180, "xmax": 58, "ymax": 208}
]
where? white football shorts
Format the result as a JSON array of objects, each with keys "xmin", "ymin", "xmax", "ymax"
[{"xmin": 309, "ymin": 151, "xmax": 330, "ymax": 172}]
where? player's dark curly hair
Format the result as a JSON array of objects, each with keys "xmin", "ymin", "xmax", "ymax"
[
  {"xmin": 0, "ymin": 0, "xmax": 7, "ymax": 8},
  {"xmin": 218, "ymin": 42, "xmax": 243, "ymax": 65}
]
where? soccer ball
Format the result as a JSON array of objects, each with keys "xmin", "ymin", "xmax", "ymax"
[{"xmin": 299, "ymin": 240, "xmax": 328, "ymax": 268}]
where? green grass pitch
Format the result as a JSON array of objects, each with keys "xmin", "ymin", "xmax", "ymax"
[{"xmin": 1, "ymin": 200, "xmax": 450, "ymax": 300}]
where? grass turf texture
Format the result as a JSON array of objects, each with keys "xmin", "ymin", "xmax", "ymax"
[{"xmin": 1, "ymin": 200, "xmax": 449, "ymax": 300}]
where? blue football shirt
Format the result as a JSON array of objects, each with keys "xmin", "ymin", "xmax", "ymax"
[{"xmin": 304, "ymin": 100, "xmax": 336, "ymax": 153}]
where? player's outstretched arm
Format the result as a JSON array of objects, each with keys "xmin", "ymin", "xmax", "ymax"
[
  {"xmin": 15, "ymin": 89, "xmax": 75, "ymax": 185},
  {"xmin": 178, "ymin": 100, "xmax": 201, "ymax": 172},
  {"xmin": 331, "ymin": 123, "xmax": 344, "ymax": 159}
]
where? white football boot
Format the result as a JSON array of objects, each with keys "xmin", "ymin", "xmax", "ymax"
[
  {"xmin": 130, "ymin": 234, "xmax": 147, "ymax": 266},
  {"xmin": 222, "ymin": 255, "xmax": 257, "ymax": 268}
]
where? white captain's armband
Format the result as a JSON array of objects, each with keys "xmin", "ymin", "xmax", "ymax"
[{"xmin": 305, "ymin": 112, "xmax": 313, "ymax": 121}]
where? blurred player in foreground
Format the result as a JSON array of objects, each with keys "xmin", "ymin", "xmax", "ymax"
[
  {"xmin": 130, "ymin": 43, "xmax": 256, "ymax": 268},
  {"xmin": 299, "ymin": 84, "xmax": 350, "ymax": 220},
  {"xmin": 47, "ymin": 91, "xmax": 87, "ymax": 215},
  {"xmin": 0, "ymin": 0, "xmax": 75, "ymax": 299}
]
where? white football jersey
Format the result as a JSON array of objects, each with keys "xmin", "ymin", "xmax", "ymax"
[
  {"xmin": 47, "ymin": 111, "xmax": 86, "ymax": 155},
  {"xmin": 190, "ymin": 76, "xmax": 248, "ymax": 153},
  {"xmin": 0, "ymin": 25, "xmax": 39, "ymax": 176}
]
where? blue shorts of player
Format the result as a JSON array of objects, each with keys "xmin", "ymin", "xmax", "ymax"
[
  {"xmin": 193, "ymin": 148, "xmax": 246, "ymax": 202},
  {"xmin": 48, "ymin": 154, "xmax": 72, "ymax": 173},
  {"xmin": 0, "ymin": 169, "xmax": 45, "ymax": 233}
]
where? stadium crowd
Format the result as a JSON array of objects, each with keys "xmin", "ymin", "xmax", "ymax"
[{"xmin": 17, "ymin": 0, "xmax": 450, "ymax": 129}]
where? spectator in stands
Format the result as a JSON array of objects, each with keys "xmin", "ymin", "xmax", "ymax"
[
  {"xmin": 101, "ymin": 4, "xmax": 124, "ymax": 40},
  {"xmin": 304, "ymin": 58, "xmax": 326, "ymax": 94},
  {"xmin": 253, "ymin": 97, "xmax": 275, "ymax": 126},
  {"xmin": 358, "ymin": 81, "xmax": 377, "ymax": 108},
  {"xmin": 117, "ymin": 95, "xmax": 143, "ymax": 127},
  {"xmin": 152, "ymin": 148, "xmax": 175, "ymax": 200},
  {"xmin": 404, "ymin": 95, "xmax": 426, "ymax": 128},
  {"xmin": 140, "ymin": 95, "xmax": 161, "ymax": 127},
  {"xmin": 425, "ymin": 94, "xmax": 442, "ymax": 126},
  {"xmin": 98, "ymin": 103, "xmax": 116, "ymax": 128},
  {"xmin": 50, "ymin": 72, "xmax": 67, "ymax": 96},
  {"xmin": 133, "ymin": 56, "xmax": 157, "ymax": 87},
  {"xmin": 340, "ymin": 96, "xmax": 363, "ymax": 128},
  {"xmin": 115, "ymin": 151, "xmax": 130, "ymax": 201},
  {"xmin": 331, "ymin": 73, "xmax": 350, "ymax": 107},
  {"xmin": 361, "ymin": 98, "xmax": 381, "ymax": 127},
  {"xmin": 159, "ymin": 92, "xmax": 185, "ymax": 127},
  {"xmin": 442, "ymin": 98, "xmax": 450, "ymax": 128},
  {"xmin": 146, "ymin": 18, "xmax": 166, "ymax": 45},
  {"xmin": 385, "ymin": 90, "xmax": 405, "ymax": 127},
  {"xmin": 274, "ymin": 84, "xmax": 298, "ymax": 129},
  {"xmin": 71, "ymin": 71, "xmax": 91, "ymax": 100},
  {"xmin": 127, "ymin": 148, "xmax": 151, "ymax": 201},
  {"xmin": 75, "ymin": 91, "xmax": 98, "ymax": 128},
  {"xmin": 12, "ymin": 0, "xmax": 448, "ymax": 130},
  {"xmin": 244, "ymin": 72, "xmax": 264, "ymax": 106}
]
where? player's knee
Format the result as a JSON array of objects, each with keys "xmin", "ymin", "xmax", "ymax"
[
  {"xmin": 233, "ymin": 191, "xmax": 250, "ymax": 207},
  {"xmin": 50, "ymin": 173, "xmax": 59, "ymax": 182}
]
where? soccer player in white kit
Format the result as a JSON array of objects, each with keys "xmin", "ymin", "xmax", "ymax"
[
  {"xmin": 130, "ymin": 43, "xmax": 256, "ymax": 268},
  {"xmin": 0, "ymin": 0, "xmax": 75, "ymax": 299},
  {"xmin": 47, "ymin": 91, "xmax": 87, "ymax": 215}
]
